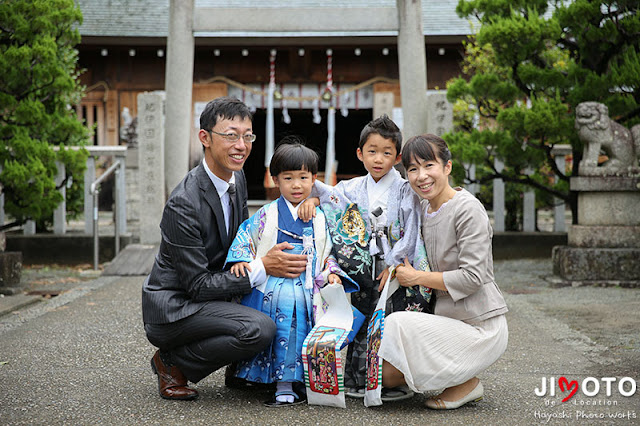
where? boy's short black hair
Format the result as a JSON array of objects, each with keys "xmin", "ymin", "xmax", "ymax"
[
  {"xmin": 199, "ymin": 96, "xmax": 253, "ymax": 130},
  {"xmin": 270, "ymin": 136, "xmax": 319, "ymax": 176},
  {"xmin": 358, "ymin": 114, "xmax": 402, "ymax": 154},
  {"xmin": 401, "ymin": 133, "xmax": 452, "ymax": 169}
]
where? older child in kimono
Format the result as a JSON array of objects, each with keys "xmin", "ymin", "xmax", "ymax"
[
  {"xmin": 226, "ymin": 141, "xmax": 356, "ymax": 407},
  {"xmin": 301, "ymin": 115, "xmax": 433, "ymax": 401}
]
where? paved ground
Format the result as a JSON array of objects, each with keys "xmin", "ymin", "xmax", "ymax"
[{"xmin": 0, "ymin": 259, "xmax": 639, "ymax": 425}]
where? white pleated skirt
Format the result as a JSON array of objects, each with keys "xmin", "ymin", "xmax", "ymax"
[{"xmin": 378, "ymin": 312, "xmax": 508, "ymax": 393}]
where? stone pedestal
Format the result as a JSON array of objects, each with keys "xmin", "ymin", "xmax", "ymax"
[
  {"xmin": 0, "ymin": 251, "xmax": 23, "ymax": 295},
  {"xmin": 552, "ymin": 176, "xmax": 640, "ymax": 287}
]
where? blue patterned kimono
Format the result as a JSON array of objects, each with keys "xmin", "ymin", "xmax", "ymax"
[{"xmin": 226, "ymin": 197, "xmax": 356, "ymax": 384}]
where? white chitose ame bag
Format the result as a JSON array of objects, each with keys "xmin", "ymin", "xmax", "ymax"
[
  {"xmin": 302, "ymin": 283, "xmax": 355, "ymax": 408},
  {"xmin": 364, "ymin": 267, "xmax": 399, "ymax": 407}
]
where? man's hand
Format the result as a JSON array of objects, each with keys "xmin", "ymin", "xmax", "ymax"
[
  {"xmin": 262, "ymin": 242, "xmax": 308, "ymax": 278},
  {"xmin": 298, "ymin": 197, "xmax": 320, "ymax": 222},
  {"xmin": 327, "ymin": 273, "xmax": 342, "ymax": 285},
  {"xmin": 230, "ymin": 262, "xmax": 251, "ymax": 278}
]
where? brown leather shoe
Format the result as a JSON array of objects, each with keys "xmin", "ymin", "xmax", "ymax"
[{"xmin": 150, "ymin": 350, "xmax": 199, "ymax": 401}]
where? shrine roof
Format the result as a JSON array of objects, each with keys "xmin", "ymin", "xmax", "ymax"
[{"xmin": 76, "ymin": 0, "xmax": 475, "ymax": 39}]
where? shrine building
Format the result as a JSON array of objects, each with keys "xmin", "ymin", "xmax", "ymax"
[{"xmin": 75, "ymin": 0, "xmax": 474, "ymax": 198}]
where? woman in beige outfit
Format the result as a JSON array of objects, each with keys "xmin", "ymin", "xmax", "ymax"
[{"xmin": 379, "ymin": 134, "xmax": 508, "ymax": 410}]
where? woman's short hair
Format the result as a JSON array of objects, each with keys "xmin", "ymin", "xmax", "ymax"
[
  {"xmin": 401, "ymin": 134, "xmax": 452, "ymax": 169},
  {"xmin": 270, "ymin": 137, "xmax": 319, "ymax": 176}
]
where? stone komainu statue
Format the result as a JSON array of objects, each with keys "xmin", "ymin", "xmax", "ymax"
[
  {"xmin": 119, "ymin": 107, "xmax": 138, "ymax": 147},
  {"xmin": 575, "ymin": 102, "xmax": 640, "ymax": 176}
]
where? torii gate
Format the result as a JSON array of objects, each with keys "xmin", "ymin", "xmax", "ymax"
[{"xmin": 163, "ymin": 0, "xmax": 428, "ymax": 197}]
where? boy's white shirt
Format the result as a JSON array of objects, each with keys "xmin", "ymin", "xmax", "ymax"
[
  {"xmin": 366, "ymin": 171, "xmax": 393, "ymax": 230},
  {"xmin": 366, "ymin": 171, "xmax": 393, "ymax": 214},
  {"xmin": 282, "ymin": 196, "xmax": 304, "ymax": 221}
]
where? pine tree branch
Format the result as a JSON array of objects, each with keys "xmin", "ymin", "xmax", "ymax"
[
  {"xmin": 522, "ymin": 135, "xmax": 574, "ymax": 186},
  {"xmin": 558, "ymin": 37, "xmax": 579, "ymax": 55},
  {"xmin": 511, "ymin": 64, "xmax": 532, "ymax": 97},
  {"xmin": 17, "ymin": 78, "xmax": 56, "ymax": 101},
  {"xmin": 617, "ymin": 106, "xmax": 640, "ymax": 123},
  {"xmin": 55, "ymin": 175, "xmax": 71, "ymax": 191},
  {"xmin": 478, "ymin": 165, "xmax": 570, "ymax": 201},
  {"xmin": 0, "ymin": 220, "xmax": 25, "ymax": 232},
  {"xmin": 480, "ymin": 154, "xmax": 569, "ymax": 201}
]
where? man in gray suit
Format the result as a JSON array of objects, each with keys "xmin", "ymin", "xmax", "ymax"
[{"xmin": 142, "ymin": 97, "xmax": 307, "ymax": 400}]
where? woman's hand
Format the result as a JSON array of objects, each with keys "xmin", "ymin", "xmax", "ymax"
[
  {"xmin": 376, "ymin": 267, "xmax": 391, "ymax": 292},
  {"xmin": 327, "ymin": 273, "xmax": 342, "ymax": 285},
  {"xmin": 230, "ymin": 262, "xmax": 251, "ymax": 278},
  {"xmin": 298, "ymin": 197, "xmax": 320, "ymax": 222},
  {"xmin": 395, "ymin": 257, "xmax": 420, "ymax": 288}
]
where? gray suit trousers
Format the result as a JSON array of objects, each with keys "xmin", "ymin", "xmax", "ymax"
[{"xmin": 145, "ymin": 301, "xmax": 276, "ymax": 383}]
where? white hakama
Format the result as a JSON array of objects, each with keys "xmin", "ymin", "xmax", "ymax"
[{"xmin": 378, "ymin": 312, "xmax": 508, "ymax": 393}]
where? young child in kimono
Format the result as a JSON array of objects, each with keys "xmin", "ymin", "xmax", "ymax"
[
  {"xmin": 226, "ymin": 140, "xmax": 356, "ymax": 407},
  {"xmin": 300, "ymin": 115, "xmax": 432, "ymax": 401}
]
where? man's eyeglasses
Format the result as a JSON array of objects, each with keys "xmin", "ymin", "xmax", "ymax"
[{"xmin": 209, "ymin": 130, "xmax": 256, "ymax": 144}]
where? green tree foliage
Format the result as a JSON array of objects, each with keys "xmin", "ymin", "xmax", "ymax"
[
  {"xmin": 447, "ymin": 0, "xmax": 639, "ymax": 228},
  {"xmin": 0, "ymin": 0, "xmax": 89, "ymax": 231}
]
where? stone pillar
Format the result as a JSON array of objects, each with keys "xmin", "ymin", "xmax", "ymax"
[
  {"xmin": 84, "ymin": 156, "xmax": 95, "ymax": 235},
  {"xmin": 493, "ymin": 158, "xmax": 505, "ymax": 232},
  {"xmin": 425, "ymin": 90, "xmax": 453, "ymax": 137},
  {"xmin": 23, "ymin": 221, "xmax": 35, "ymax": 235},
  {"xmin": 0, "ymin": 176, "xmax": 22, "ymax": 294},
  {"xmin": 164, "ymin": 0, "xmax": 194, "ymax": 198},
  {"xmin": 551, "ymin": 144, "xmax": 572, "ymax": 233},
  {"xmin": 137, "ymin": 93, "xmax": 166, "ymax": 245},
  {"xmin": 114, "ymin": 152, "xmax": 127, "ymax": 234},
  {"xmin": 53, "ymin": 160, "xmax": 66, "ymax": 235},
  {"xmin": 373, "ymin": 92, "xmax": 394, "ymax": 121},
  {"xmin": 0, "ymin": 251, "xmax": 22, "ymax": 295},
  {"xmin": 397, "ymin": 0, "xmax": 428, "ymax": 141},
  {"xmin": 522, "ymin": 168, "xmax": 535, "ymax": 232}
]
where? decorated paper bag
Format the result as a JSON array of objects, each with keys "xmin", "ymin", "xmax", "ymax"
[
  {"xmin": 364, "ymin": 267, "xmax": 398, "ymax": 407},
  {"xmin": 302, "ymin": 283, "xmax": 355, "ymax": 408}
]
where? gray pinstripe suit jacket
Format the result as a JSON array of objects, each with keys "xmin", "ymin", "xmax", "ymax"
[{"xmin": 142, "ymin": 163, "xmax": 252, "ymax": 325}]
